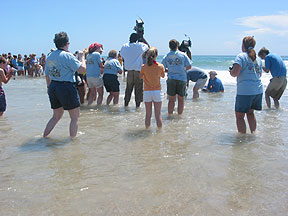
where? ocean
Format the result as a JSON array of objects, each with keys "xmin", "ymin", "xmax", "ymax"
[{"xmin": 0, "ymin": 55, "xmax": 288, "ymax": 215}]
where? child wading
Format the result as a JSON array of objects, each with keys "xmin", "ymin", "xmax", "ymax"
[{"xmin": 140, "ymin": 47, "xmax": 165, "ymax": 129}]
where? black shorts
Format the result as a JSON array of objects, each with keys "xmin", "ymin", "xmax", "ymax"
[
  {"xmin": 166, "ymin": 78, "xmax": 186, "ymax": 97},
  {"xmin": 103, "ymin": 74, "xmax": 120, "ymax": 92},
  {"xmin": 0, "ymin": 88, "xmax": 6, "ymax": 112},
  {"xmin": 48, "ymin": 81, "xmax": 80, "ymax": 110}
]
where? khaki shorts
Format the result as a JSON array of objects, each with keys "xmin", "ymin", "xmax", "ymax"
[
  {"xmin": 87, "ymin": 77, "xmax": 104, "ymax": 88},
  {"xmin": 266, "ymin": 76, "xmax": 287, "ymax": 100},
  {"xmin": 195, "ymin": 77, "xmax": 208, "ymax": 89}
]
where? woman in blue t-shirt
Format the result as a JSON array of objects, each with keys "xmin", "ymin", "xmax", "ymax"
[{"xmin": 229, "ymin": 36, "xmax": 263, "ymax": 134}]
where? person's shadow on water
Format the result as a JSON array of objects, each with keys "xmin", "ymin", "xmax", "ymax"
[
  {"xmin": 124, "ymin": 128, "xmax": 153, "ymax": 141},
  {"xmin": 19, "ymin": 137, "xmax": 73, "ymax": 152}
]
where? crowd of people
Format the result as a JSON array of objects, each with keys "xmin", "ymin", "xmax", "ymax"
[
  {"xmin": 0, "ymin": 32, "xmax": 287, "ymax": 137},
  {"xmin": 0, "ymin": 52, "xmax": 46, "ymax": 77}
]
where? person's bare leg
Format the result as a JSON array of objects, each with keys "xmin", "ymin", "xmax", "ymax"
[
  {"xmin": 193, "ymin": 86, "xmax": 200, "ymax": 99},
  {"xmin": 177, "ymin": 95, "xmax": 184, "ymax": 115},
  {"xmin": 113, "ymin": 92, "xmax": 120, "ymax": 105},
  {"xmin": 145, "ymin": 102, "xmax": 152, "ymax": 128},
  {"xmin": 68, "ymin": 107, "xmax": 80, "ymax": 138},
  {"xmin": 154, "ymin": 101, "xmax": 162, "ymax": 129},
  {"xmin": 235, "ymin": 111, "xmax": 246, "ymax": 134},
  {"xmin": 265, "ymin": 92, "xmax": 271, "ymax": 108},
  {"xmin": 246, "ymin": 109, "xmax": 256, "ymax": 133},
  {"xmin": 273, "ymin": 98, "xmax": 280, "ymax": 109},
  {"xmin": 168, "ymin": 95, "xmax": 176, "ymax": 115},
  {"xmin": 97, "ymin": 87, "xmax": 104, "ymax": 105},
  {"xmin": 88, "ymin": 88, "xmax": 96, "ymax": 105},
  {"xmin": 106, "ymin": 93, "xmax": 113, "ymax": 105},
  {"xmin": 43, "ymin": 107, "xmax": 64, "ymax": 137}
]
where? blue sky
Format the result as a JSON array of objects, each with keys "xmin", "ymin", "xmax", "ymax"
[{"xmin": 1, "ymin": 0, "xmax": 288, "ymax": 56}]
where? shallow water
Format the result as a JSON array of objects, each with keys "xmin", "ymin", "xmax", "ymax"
[{"xmin": 0, "ymin": 76, "xmax": 288, "ymax": 216}]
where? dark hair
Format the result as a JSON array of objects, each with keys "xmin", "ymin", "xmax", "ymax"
[
  {"xmin": 258, "ymin": 47, "xmax": 270, "ymax": 57},
  {"xmin": 0, "ymin": 56, "xmax": 7, "ymax": 64},
  {"xmin": 53, "ymin": 32, "xmax": 69, "ymax": 49},
  {"xmin": 129, "ymin": 33, "xmax": 139, "ymax": 43},
  {"xmin": 147, "ymin": 47, "xmax": 158, "ymax": 66},
  {"xmin": 169, "ymin": 39, "xmax": 179, "ymax": 51},
  {"xmin": 242, "ymin": 36, "xmax": 256, "ymax": 61}
]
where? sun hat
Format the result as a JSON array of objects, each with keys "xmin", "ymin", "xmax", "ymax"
[{"xmin": 209, "ymin": 71, "xmax": 217, "ymax": 75}]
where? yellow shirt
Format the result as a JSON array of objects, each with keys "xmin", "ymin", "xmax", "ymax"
[{"xmin": 140, "ymin": 62, "xmax": 165, "ymax": 91}]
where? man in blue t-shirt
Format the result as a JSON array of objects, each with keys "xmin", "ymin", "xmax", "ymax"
[
  {"xmin": 205, "ymin": 71, "xmax": 224, "ymax": 93},
  {"xmin": 258, "ymin": 47, "xmax": 287, "ymax": 109}
]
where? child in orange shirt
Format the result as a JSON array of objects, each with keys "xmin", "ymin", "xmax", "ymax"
[{"xmin": 140, "ymin": 47, "xmax": 165, "ymax": 128}]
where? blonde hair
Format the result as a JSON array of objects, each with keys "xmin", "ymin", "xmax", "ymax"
[
  {"xmin": 242, "ymin": 36, "xmax": 256, "ymax": 61},
  {"xmin": 147, "ymin": 47, "xmax": 158, "ymax": 66}
]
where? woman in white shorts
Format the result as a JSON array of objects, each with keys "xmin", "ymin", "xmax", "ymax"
[
  {"xmin": 86, "ymin": 42, "xmax": 104, "ymax": 105},
  {"xmin": 140, "ymin": 47, "xmax": 165, "ymax": 129}
]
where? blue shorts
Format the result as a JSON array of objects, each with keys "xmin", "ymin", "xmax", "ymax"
[
  {"xmin": 0, "ymin": 87, "xmax": 6, "ymax": 112},
  {"xmin": 235, "ymin": 93, "xmax": 262, "ymax": 113},
  {"xmin": 48, "ymin": 81, "xmax": 80, "ymax": 110},
  {"xmin": 103, "ymin": 74, "xmax": 120, "ymax": 92}
]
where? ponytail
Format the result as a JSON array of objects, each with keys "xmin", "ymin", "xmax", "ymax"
[
  {"xmin": 147, "ymin": 55, "xmax": 154, "ymax": 66},
  {"xmin": 248, "ymin": 47, "xmax": 256, "ymax": 62},
  {"xmin": 146, "ymin": 47, "xmax": 158, "ymax": 66},
  {"xmin": 242, "ymin": 36, "xmax": 256, "ymax": 61}
]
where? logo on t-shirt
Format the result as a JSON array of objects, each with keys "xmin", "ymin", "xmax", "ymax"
[
  {"xmin": 86, "ymin": 56, "xmax": 95, "ymax": 65},
  {"xmin": 167, "ymin": 56, "xmax": 182, "ymax": 65},
  {"xmin": 47, "ymin": 60, "xmax": 60, "ymax": 78}
]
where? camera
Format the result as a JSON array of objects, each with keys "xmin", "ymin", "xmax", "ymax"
[
  {"xmin": 229, "ymin": 66, "xmax": 233, "ymax": 71},
  {"xmin": 134, "ymin": 18, "xmax": 144, "ymax": 39},
  {"xmin": 134, "ymin": 19, "xmax": 144, "ymax": 34},
  {"xmin": 179, "ymin": 39, "xmax": 191, "ymax": 53}
]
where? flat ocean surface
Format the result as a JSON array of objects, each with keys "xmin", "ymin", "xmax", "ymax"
[{"xmin": 0, "ymin": 55, "xmax": 288, "ymax": 215}]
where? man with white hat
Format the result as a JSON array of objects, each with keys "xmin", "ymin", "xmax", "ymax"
[{"xmin": 205, "ymin": 70, "xmax": 224, "ymax": 92}]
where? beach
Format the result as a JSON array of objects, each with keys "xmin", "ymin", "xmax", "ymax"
[{"xmin": 0, "ymin": 55, "xmax": 288, "ymax": 215}]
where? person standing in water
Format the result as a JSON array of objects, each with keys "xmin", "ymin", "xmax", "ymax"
[
  {"xmin": 162, "ymin": 39, "xmax": 191, "ymax": 115},
  {"xmin": 230, "ymin": 36, "xmax": 263, "ymax": 134},
  {"xmin": 120, "ymin": 33, "xmax": 149, "ymax": 108},
  {"xmin": 86, "ymin": 43, "xmax": 104, "ymax": 106},
  {"xmin": 103, "ymin": 50, "xmax": 123, "ymax": 105},
  {"xmin": 140, "ymin": 47, "xmax": 165, "ymax": 128},
  {"xmin": 43, "ymin": 32, "xmax": 86, "ymax": 138}
]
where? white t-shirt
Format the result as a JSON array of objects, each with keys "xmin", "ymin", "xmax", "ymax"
[{"xmin": 120, "ymin": 42, "xmax": 148, "ymax": 71}]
